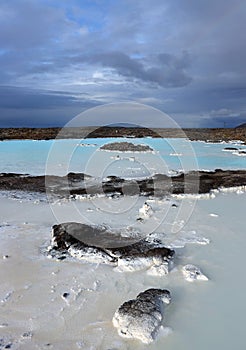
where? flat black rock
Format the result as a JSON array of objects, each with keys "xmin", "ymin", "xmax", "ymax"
[{"xmin": 48, "ymin": 222, "xmax": 174, "ymax": 273}]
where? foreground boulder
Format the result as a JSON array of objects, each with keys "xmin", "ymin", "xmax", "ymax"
[
  {"xmin": 113, "ymin": 288, "xmax": 171, "ymax": 344},
  {"xmin": 48, "ymin": 222, "xmax": 174, "ymax": 274}
]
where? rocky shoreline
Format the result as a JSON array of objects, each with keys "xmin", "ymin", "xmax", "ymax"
[
  {"xmin": 1, "ymin": 169, "xmax": 246, "ymax": 197},
  {"xmin": 0, "ymin": 126, "xmax": 246, "ymax": 143}
]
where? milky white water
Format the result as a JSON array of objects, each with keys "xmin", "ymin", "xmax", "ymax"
[
  {"xmin": 0, "ymin": 192, "xmax": 246, "ymax": 349},
  {"xmin": 0, "ymin": 138, "xmax": 246, "ymax": 349}
]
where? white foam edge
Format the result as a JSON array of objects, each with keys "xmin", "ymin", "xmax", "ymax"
[
  {"xmin": 172, "ymin": 185, "xmax": 246, "ymax": 200},
  {"xmin": 232, "ymin": 151, "xmax": 246, "ymax": 156},
  {"xmin": 48, "ymin": 182, "xmax": 246, "ymax": 203}
]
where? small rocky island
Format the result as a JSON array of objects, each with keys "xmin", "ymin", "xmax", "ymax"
[{"xmin": 100, "ymin": 141, "xmax": 154, "ymax": 152}]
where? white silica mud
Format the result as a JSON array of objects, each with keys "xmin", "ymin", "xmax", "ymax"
[{"xmin": 1, "ymin": 191, "xmax": 246, "ymax": 349}]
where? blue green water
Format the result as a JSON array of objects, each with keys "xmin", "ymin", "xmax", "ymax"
[{"xmin": 0, "ymin": 138, "xmax": 245, "ymax": 176}]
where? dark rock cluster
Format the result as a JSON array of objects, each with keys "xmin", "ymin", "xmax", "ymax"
[{"xmin": 1, "ymin": 170, "xmax": 246, "ymax": 197}]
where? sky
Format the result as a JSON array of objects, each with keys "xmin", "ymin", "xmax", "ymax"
[{"xmin": 0, "ymin": 0, "xmax": 246, "ymax": 128}]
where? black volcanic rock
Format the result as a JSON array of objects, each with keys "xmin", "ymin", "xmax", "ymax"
[
  {"xmin": 223, "ymin": 147, "xmax": 238, "ymax": 151},
  {"xmin": 48, "ymin": 222, "xmax": 174, "ymax": 274},
  {"xmin": 112, "ymin": 288, "xmax": 171, "ymax": 343},
  {"xmin": 1, "ymin": 170, "xmax": 246, "ymax": 197},
  {"xmin": 49, "ymin": 223, "xmax": 117, "ymax": 265}
]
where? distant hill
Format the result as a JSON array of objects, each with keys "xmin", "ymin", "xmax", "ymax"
[
  {"xmin": 86, "ymin": 125, "xmax": 160, "ymax": 138},
  {"xmin": 235, "ymin": 123, "xmax": 246, "ymax": 128},
  {"xmin": 106, "ymin": 123, "xmax": 143, "ymax": 128}
]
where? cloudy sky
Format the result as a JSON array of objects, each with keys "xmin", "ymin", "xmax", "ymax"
[{"xmin": 0, "ymin": 0, "xmax": 246, "ymax": 127}]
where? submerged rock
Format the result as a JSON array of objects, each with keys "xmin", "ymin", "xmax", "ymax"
[
  {"xmin": 113, "ymin": 288, "xmax": 171, "ymax": 344},
  {"xmin": 48, "ymin": 222, "xmax": 174, "ymax": 274},
  {"xmin": 182, "ymin": 264, "xmax": 208, "ymax": 282}
]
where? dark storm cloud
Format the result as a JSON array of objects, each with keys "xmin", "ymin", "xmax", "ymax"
[
  {"xmin": 73, "ymin": 51, "xmax": 192, "ymax": 88},
  {"xmin": 0, "ymin": 0, "xmax": 192, "ymax": 89},
  {"xmin": 0, "ymin": 86, "xmax": 82, "ymax": 109},
  {"xmin": 0, "ymin": 86, "xmax": 100, "ymax": 126},
  {"xmin": 0, "ymin": 0, "xmax": 245, "ymax": 126}
]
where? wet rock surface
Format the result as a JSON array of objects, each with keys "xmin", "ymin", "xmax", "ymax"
[
  {"xmin": 48, "ymin": 222, "xmax": 174, "ymax": 273},
  {"xmin": 112, "ymin": 288, "xmax": 171, "ymax": 344},
  {"xmin": 0, "ymin": 172, "xmax": 92, "ymax": 194},
  {"xmin": 1, "ymin": 170, "xmax": 246, "ymax": 197}
]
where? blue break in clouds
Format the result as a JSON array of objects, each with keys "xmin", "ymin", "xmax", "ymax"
[{"xmin": 59, "ymin": 0, "xmax": 115, "ymax": 32}]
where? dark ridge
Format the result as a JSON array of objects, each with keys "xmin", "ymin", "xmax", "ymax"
[
  {"xmin": 107, "ymin": 123, "xmax": 144, "ymax": 128},
  {"xmin": 86, "ymin": 126, "xmax": 160, "ymax": 138},
  {"xmin": 235, "ymin": 123, "xmax": 246, "ymax": 128}
]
